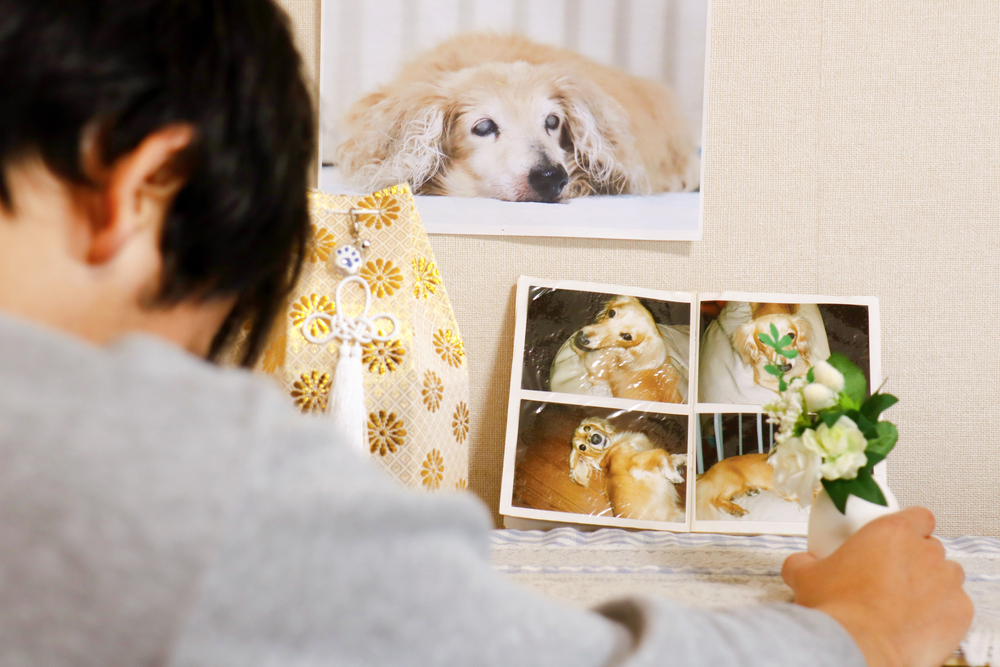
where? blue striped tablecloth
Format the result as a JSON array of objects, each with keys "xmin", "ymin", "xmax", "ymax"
[{"xmin": 491, "ymin": 529, "xmax": 1000, "ymax": 666}]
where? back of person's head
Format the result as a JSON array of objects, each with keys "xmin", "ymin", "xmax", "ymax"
[{"xmin": 0, "ymin": 0, "xmax": 315, "ymax": 365}]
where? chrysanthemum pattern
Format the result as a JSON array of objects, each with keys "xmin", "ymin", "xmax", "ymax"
[
  {"xmin": 291, "ymin": 371, "xmax": 331, "ymax": 414},
  {"xmin": 421, "ymin": 449, "xmax": 444, "ymax": 489},
  {"xmin": 266, "ymin": 187, "xmax": 468, "ymax": 491},
  {"xmin": 433, "ymin": 329, "xmax": 465, "ymax": 368},
  {"xmin": 412, "ymin": 257, "xmax": 442, "ymax": 299},
  {"xmin": 368, "ymin": 410, "xmax": 406, "ymax": 456},
  {"xmin": 360, "ymin": 258, "xmax": 403, "ymax": 298},
  {"xmin": 362, "ymin": 339, "xmax": 405, "ymax": 375},
  {"xmin": 355, "ymin": 194, "xmax": 402, "ymax": 230},
  {"xmin": 308, "ymin": 225, "xmax": 336, "ymax": 263},
  {"xmin": 291, "ymin": 294, "xmax": 335, "ymax": 339},
  {"xmin": 452, "ymin": 401, "xmax": 469, "ymax": 444},
  {"xmin": 422, "ymin": 371, "xmax": 444, "ymax": 412}
]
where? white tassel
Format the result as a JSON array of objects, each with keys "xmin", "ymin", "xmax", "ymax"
[{"xmin": 327, "ymin": 341, "xmax": 367, "ymax": 455}]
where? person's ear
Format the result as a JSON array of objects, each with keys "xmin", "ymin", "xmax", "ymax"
[{"xmin": 86, "ymin": 124, "xmax": 194, "ymax": 264}]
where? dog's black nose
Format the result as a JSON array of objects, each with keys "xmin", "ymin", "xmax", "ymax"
[
  {"xmin": 780, "ymin": 363, "xmax": 793, "ymax": 373},
  {"xmin": 590, "ymin": 434, "xmax": 603, "ymax": 446},
  {"xmin": 575, "ymin": 330, "xmax": 590, "ymax": 348},
  {"xmin": 528, "ymin": 164, "xmax": 568, "ymax": 201}
]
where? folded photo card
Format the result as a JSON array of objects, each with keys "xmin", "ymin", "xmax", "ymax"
[{"xmin": 500, "ymin": 277, "xmax": 882, "ymax": 536}]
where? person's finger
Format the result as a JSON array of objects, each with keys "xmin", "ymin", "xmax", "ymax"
[
  {"xmin": 945, "ymin": 560, "xmax": 966, "ymax": 587},
  {"xmin": 925, "ymin": 535, "xmax": 947, "ymax": 561},
  {"xmin": 782, "ymin": 551, "xmax": 816, "ymax": 587},
  {"xmin": 894, "ymin": 506, "xmax": 936, "ymax": 537}
]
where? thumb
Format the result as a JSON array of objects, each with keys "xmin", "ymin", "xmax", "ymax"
[{"xmin": 782, "ymin": 551, "xmax": 817, "ymax": 588}]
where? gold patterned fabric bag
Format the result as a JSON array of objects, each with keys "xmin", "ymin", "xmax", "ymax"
[{"xmin": 256, "ymin": 184, "xmax": 469, "ymax": 491}]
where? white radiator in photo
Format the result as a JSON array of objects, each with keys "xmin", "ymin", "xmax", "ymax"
[{"xmin": 319, "ymin": 0, "xmax": 710, "ymax": 240}]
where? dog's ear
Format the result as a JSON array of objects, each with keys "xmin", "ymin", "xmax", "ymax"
[
  {"xmin": 568, "ymin": 446, "xmax": 590, "ymax": 486},
  {"xmin": 732, "ymin": 321, "xmax": 765, "ymax": 368},
  {"xmin": 792, "ymin": 316, "xmax": 814, "ymax": 361},
  {"xmin": 553, "ymin": 74, "xmax": 648, "ymax": 197},
  {"xmin": 335, "ymin": 82, "xmax": 451, "ymax": 193}
]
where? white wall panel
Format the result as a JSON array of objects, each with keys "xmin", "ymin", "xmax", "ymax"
[
  {"xmin": 574, "ymin": 0, "xmax": 618, "ymax": 66},
  {"xmin": 471, "ymin": 0, "xmax": 517, "ymax": 33},
  {"xmin": 521, "ymin": 0, "xmax": 567, "ymax": 46}
]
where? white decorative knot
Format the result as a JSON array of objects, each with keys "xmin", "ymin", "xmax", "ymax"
[{"xmin": 301, "ymin": 275, "xmax": 398, "ymax": 345}]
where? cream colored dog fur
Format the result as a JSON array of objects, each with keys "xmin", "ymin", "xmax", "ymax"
[{"xmin": 336, "ymin": 33, "xmax": 699, "ymax": 202}]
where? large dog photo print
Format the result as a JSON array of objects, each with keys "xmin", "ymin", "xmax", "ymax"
[{"xmin": 319, "ymin": 0, "xmax": 709, "ymax": 239}]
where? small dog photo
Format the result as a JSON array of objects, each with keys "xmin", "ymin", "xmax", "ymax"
[
  {"xmin": 319, "ymin": 0, "xmax": 708, "ymax": 239},
  {"xmin": 697, "ymin": 301, "xmax": 872, "ymax": 407},
  {"xmin": 510, "ymin": 401, "xmax": 689, "ymax": 526},
  {"xmin": 521, "ymin": 285, "xmax": 692, "ymax": 405},
  {"xmin": 694, "ymin": 412, "xmax": 809, "ymax": 523}
]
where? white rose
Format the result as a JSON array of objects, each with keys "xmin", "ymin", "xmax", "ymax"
[
  {"xmin": 814, "ymin": 415, "xmax": 868, "ymax": 481},
  {"xmin": 803, "ymin": 382, "xmax": 838, "ymax": 412},
  {"xmin": 770, "ymin": 435, "xmax": 823, "ymax": 508},
  {"xmin": 812, "ymin": 360, "xmax": 845, "ymax": 393}
]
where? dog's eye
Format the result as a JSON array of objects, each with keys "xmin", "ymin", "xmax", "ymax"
[
  {"xmin": 578, "ymin": 444, "xmax": 587, "ymax": 451},
  {"xmin": 620, "ymin": 333, "xmax": 632, "ymax": 341},
  {"xmin": 608, "ymin": 309, "xmax": 616, "ymax": 318},
  {"xmin": 471, "ymin": 119, "xmax": 498, "ymax": 137},
  {"xmin": 787, "ymin": 332, "xmax": 796, "ymax": 341},
  {"xmin": 545, "ymin": 114, "xmax": 560, "ymax": 131}
]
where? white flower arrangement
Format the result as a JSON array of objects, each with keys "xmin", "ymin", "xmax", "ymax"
[{"xmin": 760, "ymin": 325, "xmax": 898, "ymax": 514}]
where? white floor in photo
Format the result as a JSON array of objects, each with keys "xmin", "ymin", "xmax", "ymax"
[{"xmin": 319, "ymin": 166, "xmax": 701, "ymax": 240}]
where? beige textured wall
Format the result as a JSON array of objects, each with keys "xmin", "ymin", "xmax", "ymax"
[{"xmin": 279, "ymin": 0, "xmax": 1000, "ymax": 537}]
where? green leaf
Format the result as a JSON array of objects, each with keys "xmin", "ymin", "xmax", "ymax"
[
  {"xmin": 820, "ymin": 410, "xmax": 845, "ymax": 428},
  {"xmin": 826, "ymin": 352, "xmax": 867, "ymax": 405},
  {"xmin": 758, "ymin": 332, "xmax": 776, "ymax": 348},
  {"xmin": 770, "ymin": 323, "xmax": 780, "ymax": 344},
  {"xmin": 822, "ymin": 467, "xmax": 886, "ymax": 514},
  {"xmin": 807, "ymin": 367, "xmax": 815, "ymax": 383},
  {"xmin": 866, "ymin": 421, "xmax": 898, "ymax": 459},
  {"xmin": 822, "ymin": 477, "xmax": 853, "ymax": 513},
  {"xmin": 848, "ymin": 411, "xmax": 877, "ymax": 439},
  {"xmin": 778, "ymin": 377, "xmax": 788, "ymax": 392},
  {"xmin": 864, "ymin": 450, "xmax": 887, "ymax": 468},
  {"xmin": 777, "ymin": 334, "xmax": 793, "ymax": 348},
  {"xmin": 776, "ymin": 348, "xmax": 799, "ymax": 359},
  {"xmin": 765, "ymin": 364, "xmax": 784, "ymax": 377},
  {"xmin": 861, "ymin": 393, "xmax": 899, "ymax": 423},
  {"xmin": 849, "ymin": 467, "xmax": 887, "ymax": 506}
]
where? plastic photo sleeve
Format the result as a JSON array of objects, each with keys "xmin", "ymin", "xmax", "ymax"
[{"xmin": 500, "ymin": 278, "xmax": 881, "ymax": 536}]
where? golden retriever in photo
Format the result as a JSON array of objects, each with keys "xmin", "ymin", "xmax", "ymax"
[
  {"xmin": 694, "ymin": 453, "xmax": 777, "ymax": 520},
  {"xmin": 553, "ymin": 296, "xmax": 689, "ymax": 404},
  {"xmin": 336, "ymin": 33, "xmax": 699, "ymax": 202},
  {"xmin": 568, "ymin": 417, "xmax": 687, "ymax": 523}
]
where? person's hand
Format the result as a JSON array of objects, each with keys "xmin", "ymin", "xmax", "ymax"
[{"xmin": 782, "ymin": 507, "xmax": 973, "ymax": 667}]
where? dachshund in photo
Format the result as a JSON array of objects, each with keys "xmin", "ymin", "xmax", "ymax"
[
  {"xmin": 553, "ymin": 295, "xmax": 690, "ymax": 404},
  {"xmin": 695, "ymin": 453, "xmax": 777, "ymax": 520},
  {"xmin": 335, "ymin": 33, "xmax": 699, "ymax": 202},
  {"xmin": 699, "ymin": 302, "xmax": 831, "ymax": 405},
  {"xmin": 731, "ymin": 303, "xmax": 815, "ymax": 393},
  {"xmin": 568, "ymin": 417, "xmax": 687, "ymax": 523}
]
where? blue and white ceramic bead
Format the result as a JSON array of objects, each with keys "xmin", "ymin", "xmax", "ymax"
[{"xmin": 332, "ymin": 244, "xmax": 363, "ymax": 275}]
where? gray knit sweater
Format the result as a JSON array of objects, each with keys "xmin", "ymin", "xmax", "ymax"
[{"xmin": 0, "ymin": 312, "xmax": 866, "ymax": 666}]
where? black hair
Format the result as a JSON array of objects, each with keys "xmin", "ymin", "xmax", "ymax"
[{"xmin": 0, "ymin": 0, "xmax": 315, "ymax": 366}]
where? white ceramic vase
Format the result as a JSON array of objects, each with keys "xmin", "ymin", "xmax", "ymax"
[{"xmin": 807, "ymin": 477, "xmax": 899, "ymax": 559}]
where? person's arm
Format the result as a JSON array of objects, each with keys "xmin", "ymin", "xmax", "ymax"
[
  {"xmin": 163, "ymin": 402, "xmax": 941, "ymax": 667},
  {"xmin": 783, "ymin": 507, "xmax": 973, "ymax": 667}
]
